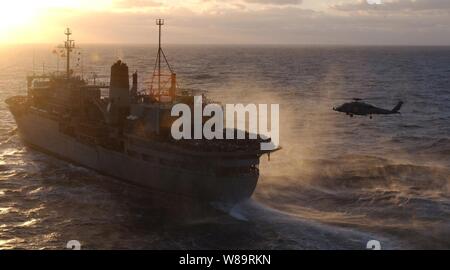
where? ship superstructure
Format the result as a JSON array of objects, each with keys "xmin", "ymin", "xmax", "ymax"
[{"xmin": 6, "ymin": 20, "xmax": 278, "ymax": 205}]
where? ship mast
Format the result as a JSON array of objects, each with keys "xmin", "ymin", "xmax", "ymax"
[
  {"xmin": 64, "ymin": 28, "xmax": 75, "ymax": 80},
  {"xmin": 157, "ymin": 19, "xmax": 163, "ymax": 95},
  {"xmin": 151, "ymin": 19, "xmax": 175, "ymax": 98}
]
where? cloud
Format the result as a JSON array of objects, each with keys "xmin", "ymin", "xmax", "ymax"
[
  {"xmin": 57, "ymin": 5, "xmax": 450, "ymax": 45},
  {"xmin": 11, "ymin": 0, "xmax": 450, "ymax": 45},
  {"xmin": 114, "ymin": 0, "xmax": 162, "ymax": 9},
  {"xmin": 243, "ymin": 0, "xmax": 302, "ymax": 5},
  {"xmin": 333, "ymin": 0, "xmax": 450, "ymax": 12}
]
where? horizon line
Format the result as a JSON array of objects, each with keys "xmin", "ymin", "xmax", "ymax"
[{"xmin": 1, "ymin": 42, "xmax": 450, "ymax": 47}]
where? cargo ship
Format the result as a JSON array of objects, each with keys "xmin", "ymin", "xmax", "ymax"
[{"xmin": 5, "ymin": 20, "xmax": 278, "ymax": 206}]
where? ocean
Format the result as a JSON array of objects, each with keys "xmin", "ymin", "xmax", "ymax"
[{"xmin": 0, "ymin": 44, "xmax": 449, "ymax": 249}]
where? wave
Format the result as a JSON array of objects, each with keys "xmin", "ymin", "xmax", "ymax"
[
  {"xmin": 227, "ymin": 200, "xmax": 399, "ymax": 250},
  {"xmin": 388, "ymin": 135, "xmax": 450, "ymax": 157}
]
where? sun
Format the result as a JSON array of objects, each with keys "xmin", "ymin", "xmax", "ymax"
[
  {"xmin": 0, "ymin": 2, "xmax": 40, "ymax": 42},
  {"xmin": 0, "ymin": 3, "xmax": 35, "ymax": 28},
  {"xmin": 0, "ymin": 0, "xmax": 115, "ymax": 43}
]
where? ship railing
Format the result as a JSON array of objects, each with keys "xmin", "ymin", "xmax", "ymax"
[
  {"xmin": 26, "ymin": 71, "xmax": 67, "ymax": 79},
  {"xmin": 178, "ymin": 88, "xmax": 207, "ymax": 96},
  {"xmin": 176, "ymin": 88, "xmax": 221, "ymax": 105}
]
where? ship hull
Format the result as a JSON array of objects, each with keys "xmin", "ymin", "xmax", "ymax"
[{"xmin": 10, "ymin": 110, "xmax": 259, "ymax": 206}]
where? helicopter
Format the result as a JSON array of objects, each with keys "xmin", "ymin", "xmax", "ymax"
[{"xmin": 333, "ymin": 98, "xmax": 404, "ymax": 119}]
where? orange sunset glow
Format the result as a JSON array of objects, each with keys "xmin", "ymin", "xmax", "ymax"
[{"xmin": 1, "ymin": 0, "xmax": 449, "ymax": 45}]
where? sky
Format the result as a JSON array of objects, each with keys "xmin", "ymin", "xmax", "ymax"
[{"xmin": 1, "ymin": 0, "xmax": 450, "ymax": 45}]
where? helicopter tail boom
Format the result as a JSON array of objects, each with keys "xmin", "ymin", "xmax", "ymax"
[{"xmin": 391, "ymin": 101, "xmax": 404, "ymax": 113}]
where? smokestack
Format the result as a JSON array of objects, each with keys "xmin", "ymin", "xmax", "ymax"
[
  {"xmin": 109, "ymin": 60, "xmax": 130, "ymax": 107},
  {"xmin": 108, "ymin": 60, "xmax": 130, "ymax": 125}
]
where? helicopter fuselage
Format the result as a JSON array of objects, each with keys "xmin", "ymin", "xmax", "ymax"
[{"xmin": 333, "ymin": 101, "xmax": 403, "ymax": 118}]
